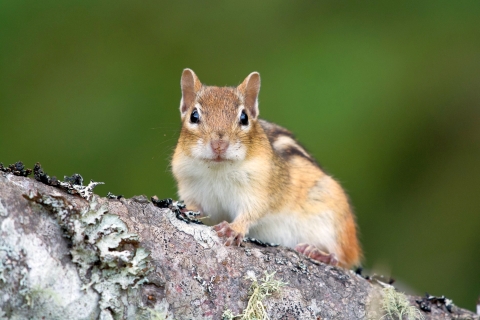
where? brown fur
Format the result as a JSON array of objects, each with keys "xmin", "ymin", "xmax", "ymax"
[{"xmin": 172, "ymin": 69, "xmax": 362, "ymax": 268}]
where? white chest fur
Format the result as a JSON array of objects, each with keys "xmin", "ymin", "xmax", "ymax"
[{"xmin": 174, "ymin": 156, "xmax": 264, "ymax": 224}]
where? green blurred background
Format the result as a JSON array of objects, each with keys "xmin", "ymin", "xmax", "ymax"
[{"xmin": 1, "ymin": 0, "xmax": 479, "ymax": 310}]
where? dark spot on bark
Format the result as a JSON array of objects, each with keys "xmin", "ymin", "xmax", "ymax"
[
  {"xmin": 0, "ymin": 161, "xmax": 32, "ymax": 176},
  {"xmin": 64, "ymin": 173, "xmax": 83, "ymax": 186},
  {"xmin": 107, "ymin": 192, "xmax": 124, "ymax": 200}
]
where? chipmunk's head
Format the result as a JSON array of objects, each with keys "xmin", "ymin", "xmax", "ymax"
[{"xmin": 177, "ymin": 68, "xmax": 261, "ymax": 163}]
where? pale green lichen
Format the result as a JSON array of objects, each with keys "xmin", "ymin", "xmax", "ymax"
[
  {"xmin": 24, "ymin": 285, "xmax": 61, "ymax": 308},
  {"xmin": 71, "ymin": 198, "xmax": 152, "ymax": 316},
  {"xmin": 381, "ymin": 285, "xmax": 424, "ymax": 320},
  {"xmin": 222, "ymin": 309, "xmax": 236, "ymax": 320},
  {"xmin": 143, "ymin": 308, "xmax": 167, "ymax": 320},
  {"xmin": 1, "ymin": 210, "xmax": 98, "ymax": 319},
  {"xmin": 223, "ymin": 271, "xmax": 286, "ymax": 320},
  {"xmin": 26, "ymin": 191, "xmax": 153, "ymax": 319}
]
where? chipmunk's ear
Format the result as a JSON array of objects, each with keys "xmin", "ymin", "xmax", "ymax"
[
  {"xmin": 180, "ymin": 68, "xmax": 202, "ymax": 117},
  {"xmin": 238, "ymin": 72, "xmax": 260, "ymax": 119}
]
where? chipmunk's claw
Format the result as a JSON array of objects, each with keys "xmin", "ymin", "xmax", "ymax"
[
  {"xmin": 213, "ymin": 221, "xmax": 244, "ymax": 246},
  {"xmin": 296, "ymin": 243, "xmax": 338, "ymax": 266}
]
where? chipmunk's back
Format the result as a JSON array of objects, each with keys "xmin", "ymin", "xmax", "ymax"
[{"xmin": 259, "ymin": 120, "xmax": 319, "ymax": 167}]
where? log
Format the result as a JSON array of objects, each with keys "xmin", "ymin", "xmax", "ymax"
[{"xmin": 0, "ymin": 169, "xmax": 478, "ymax": 320}]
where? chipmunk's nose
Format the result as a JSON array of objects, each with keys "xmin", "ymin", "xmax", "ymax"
[{"xmin": 211, "ymin": 139, "xmax": 229, "ymax": 155}]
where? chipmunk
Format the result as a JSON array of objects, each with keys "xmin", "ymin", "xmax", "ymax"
[{"xmin": 171, "ymin": 69, "xmax": 361, "ymax": 268}]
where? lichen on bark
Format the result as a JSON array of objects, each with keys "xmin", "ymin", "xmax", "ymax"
[{"xmin": 0, "ymin": 172, "xmax": 478, "ymax": 320}]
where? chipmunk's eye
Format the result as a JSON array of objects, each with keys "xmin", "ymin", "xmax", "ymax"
[
  {"xmin": 190, "ymin": 109, "xmax": 200, "ymax": 124},
  {"xmin": 240, "ymin": 110, "xmax": 248, "ymax": 126}
]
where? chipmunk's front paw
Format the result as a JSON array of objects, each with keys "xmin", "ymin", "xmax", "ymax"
[
  {"xmin": 295, "ymin": 243, "xmax": 338, "ymax": 266},
  {"xmin": 213, "ymin": 221, "xmax": 244, "ymax": 246}
]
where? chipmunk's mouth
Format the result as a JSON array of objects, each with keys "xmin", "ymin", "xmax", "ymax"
[
  {"xmin": 206, "ymin": 155, "xmax": 234, "ymax": 163},
  {"xmin": 212, "ymin": 156, "xmax": 225, "ymax": 162}
]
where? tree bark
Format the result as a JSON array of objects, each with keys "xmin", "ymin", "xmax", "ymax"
[{"xmin": 0, "ymin": 172, "xmax": 477, "ymax": 320}]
